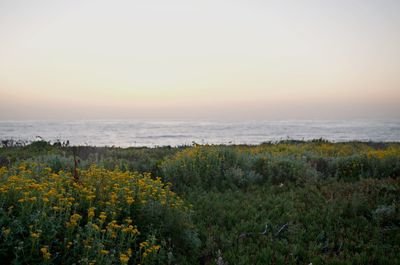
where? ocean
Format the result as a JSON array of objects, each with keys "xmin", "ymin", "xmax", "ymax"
[{"xmin": 0, "ymin": 120, "xmax": 399, "ymax": 147}]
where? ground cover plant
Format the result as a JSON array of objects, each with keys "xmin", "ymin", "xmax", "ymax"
[{"xmin": 0, "ymin": 140, "xmax": 399, "ymax": 264}]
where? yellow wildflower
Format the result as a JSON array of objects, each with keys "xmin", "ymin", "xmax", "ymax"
[
  {"xmin": 126, "ymin": 196, "xmax": 134, "ymax": 205},
  {"xmin": 88, "ymin": 207, "xmax": 95, "ymax": 219},
  {"xmin": 86, "ymin": 194, "xmax": 95, "ymax": 200},
  {"xmin": 139, "ymin": 241, "xmax": 148, "ymax": 249},
  {"xmin": 40, "ymin": 246, "xmax": 51, "ymax": 260},
  {"xmin": 119, "ymin": 253, "xmax": 129, "ymax": 264},
  {"xmin": 99, "ymin": 212, "xmax": 107, "ymax": 221},
  {"xmin": 66, "ymin": 213, "xmax": 82, "ymax": 228},
  {"xmin": 110, "ymin": 192, "xmax": 118, "ymax": 204},
  {"xmin": 31, "ymin": 232, "xmax": 40, "ymax": 239},
  {"xmin": 100, "ymin": 249, "xmax": 109, "ymax": 255}
]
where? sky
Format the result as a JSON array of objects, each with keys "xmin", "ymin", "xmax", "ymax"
[{"xmin": 0, "ymin": 0, "xmax": 399, "ymax": 120}]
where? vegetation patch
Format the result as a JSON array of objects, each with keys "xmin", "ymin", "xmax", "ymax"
[
  {"xmin": 0, "ymin": 141, "xmax": 399, "ymax": 264},
  {"xmin": 0, "ymin": 164, "xmax": 198, "ymax": 264}
]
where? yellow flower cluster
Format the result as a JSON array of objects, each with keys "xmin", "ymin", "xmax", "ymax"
[
  {"xmin": 40, "ymin": 246, "xmax": 51, "ymax": 260},
  {"xmin": 31, "ymin": 231, "xmax": 41, "ymax": 239},
  {"xmin": 88, "ymin": 207, "xmax": 95, "ymax": 219},
  {"xmin": 66, "ymin": 213, "xmax": 82, "ymax": 228},
  {"xmin": 0, "ymin": 163, "xmax": 188, "ymax": 264},
  {"xmin": 142, "ymin": 245, "xmax": 161, "ymax": 258},
  {"xmin": 139, "ymin": 241, "xmax": 161, "ymax": 259},
  {"xmin": 119, "ymin": 253, "xmax": 130, "ymax": 264}
]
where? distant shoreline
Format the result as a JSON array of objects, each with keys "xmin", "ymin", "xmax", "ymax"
[{"xmin": 1, "ymin": 138, "xmax": 399, "ymax": 149}]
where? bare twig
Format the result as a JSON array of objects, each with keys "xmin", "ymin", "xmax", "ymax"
[
  {"xmin": 237, "ymin": 222, "xmax": 288, "ymax": 243},
  {"xmin": 72, "ymin": 147, "xmax": 80, "ymax": 182},
  {"xmin": 275, "ymin": 223, "xmax": 288, "ymax": 237}
]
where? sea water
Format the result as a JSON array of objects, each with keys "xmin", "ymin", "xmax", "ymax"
[{"xmin": 0, "ymin": 119, "xmax": 399, "ymax": 147}]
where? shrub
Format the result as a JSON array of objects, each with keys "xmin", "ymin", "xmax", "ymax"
[
  {"xmin": 253, "ymin": 155, "xmax": 318, "ymax": 184},
  {"xmin": 0, "ymin": 164, "xmax": 198, "ymax": 264},
  {"xmin": 160, "ymin": 146, "xmax": 258, "ymax": 192}
]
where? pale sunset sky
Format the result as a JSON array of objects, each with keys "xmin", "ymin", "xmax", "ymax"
[{"xmin": 0, "ymin": 0, "xmax": 399, "ymax": 120}]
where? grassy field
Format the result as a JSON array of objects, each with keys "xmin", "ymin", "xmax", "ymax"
[{"xmin": 0, "ymin": 140, "xmax": 399, "ymax": 264}]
